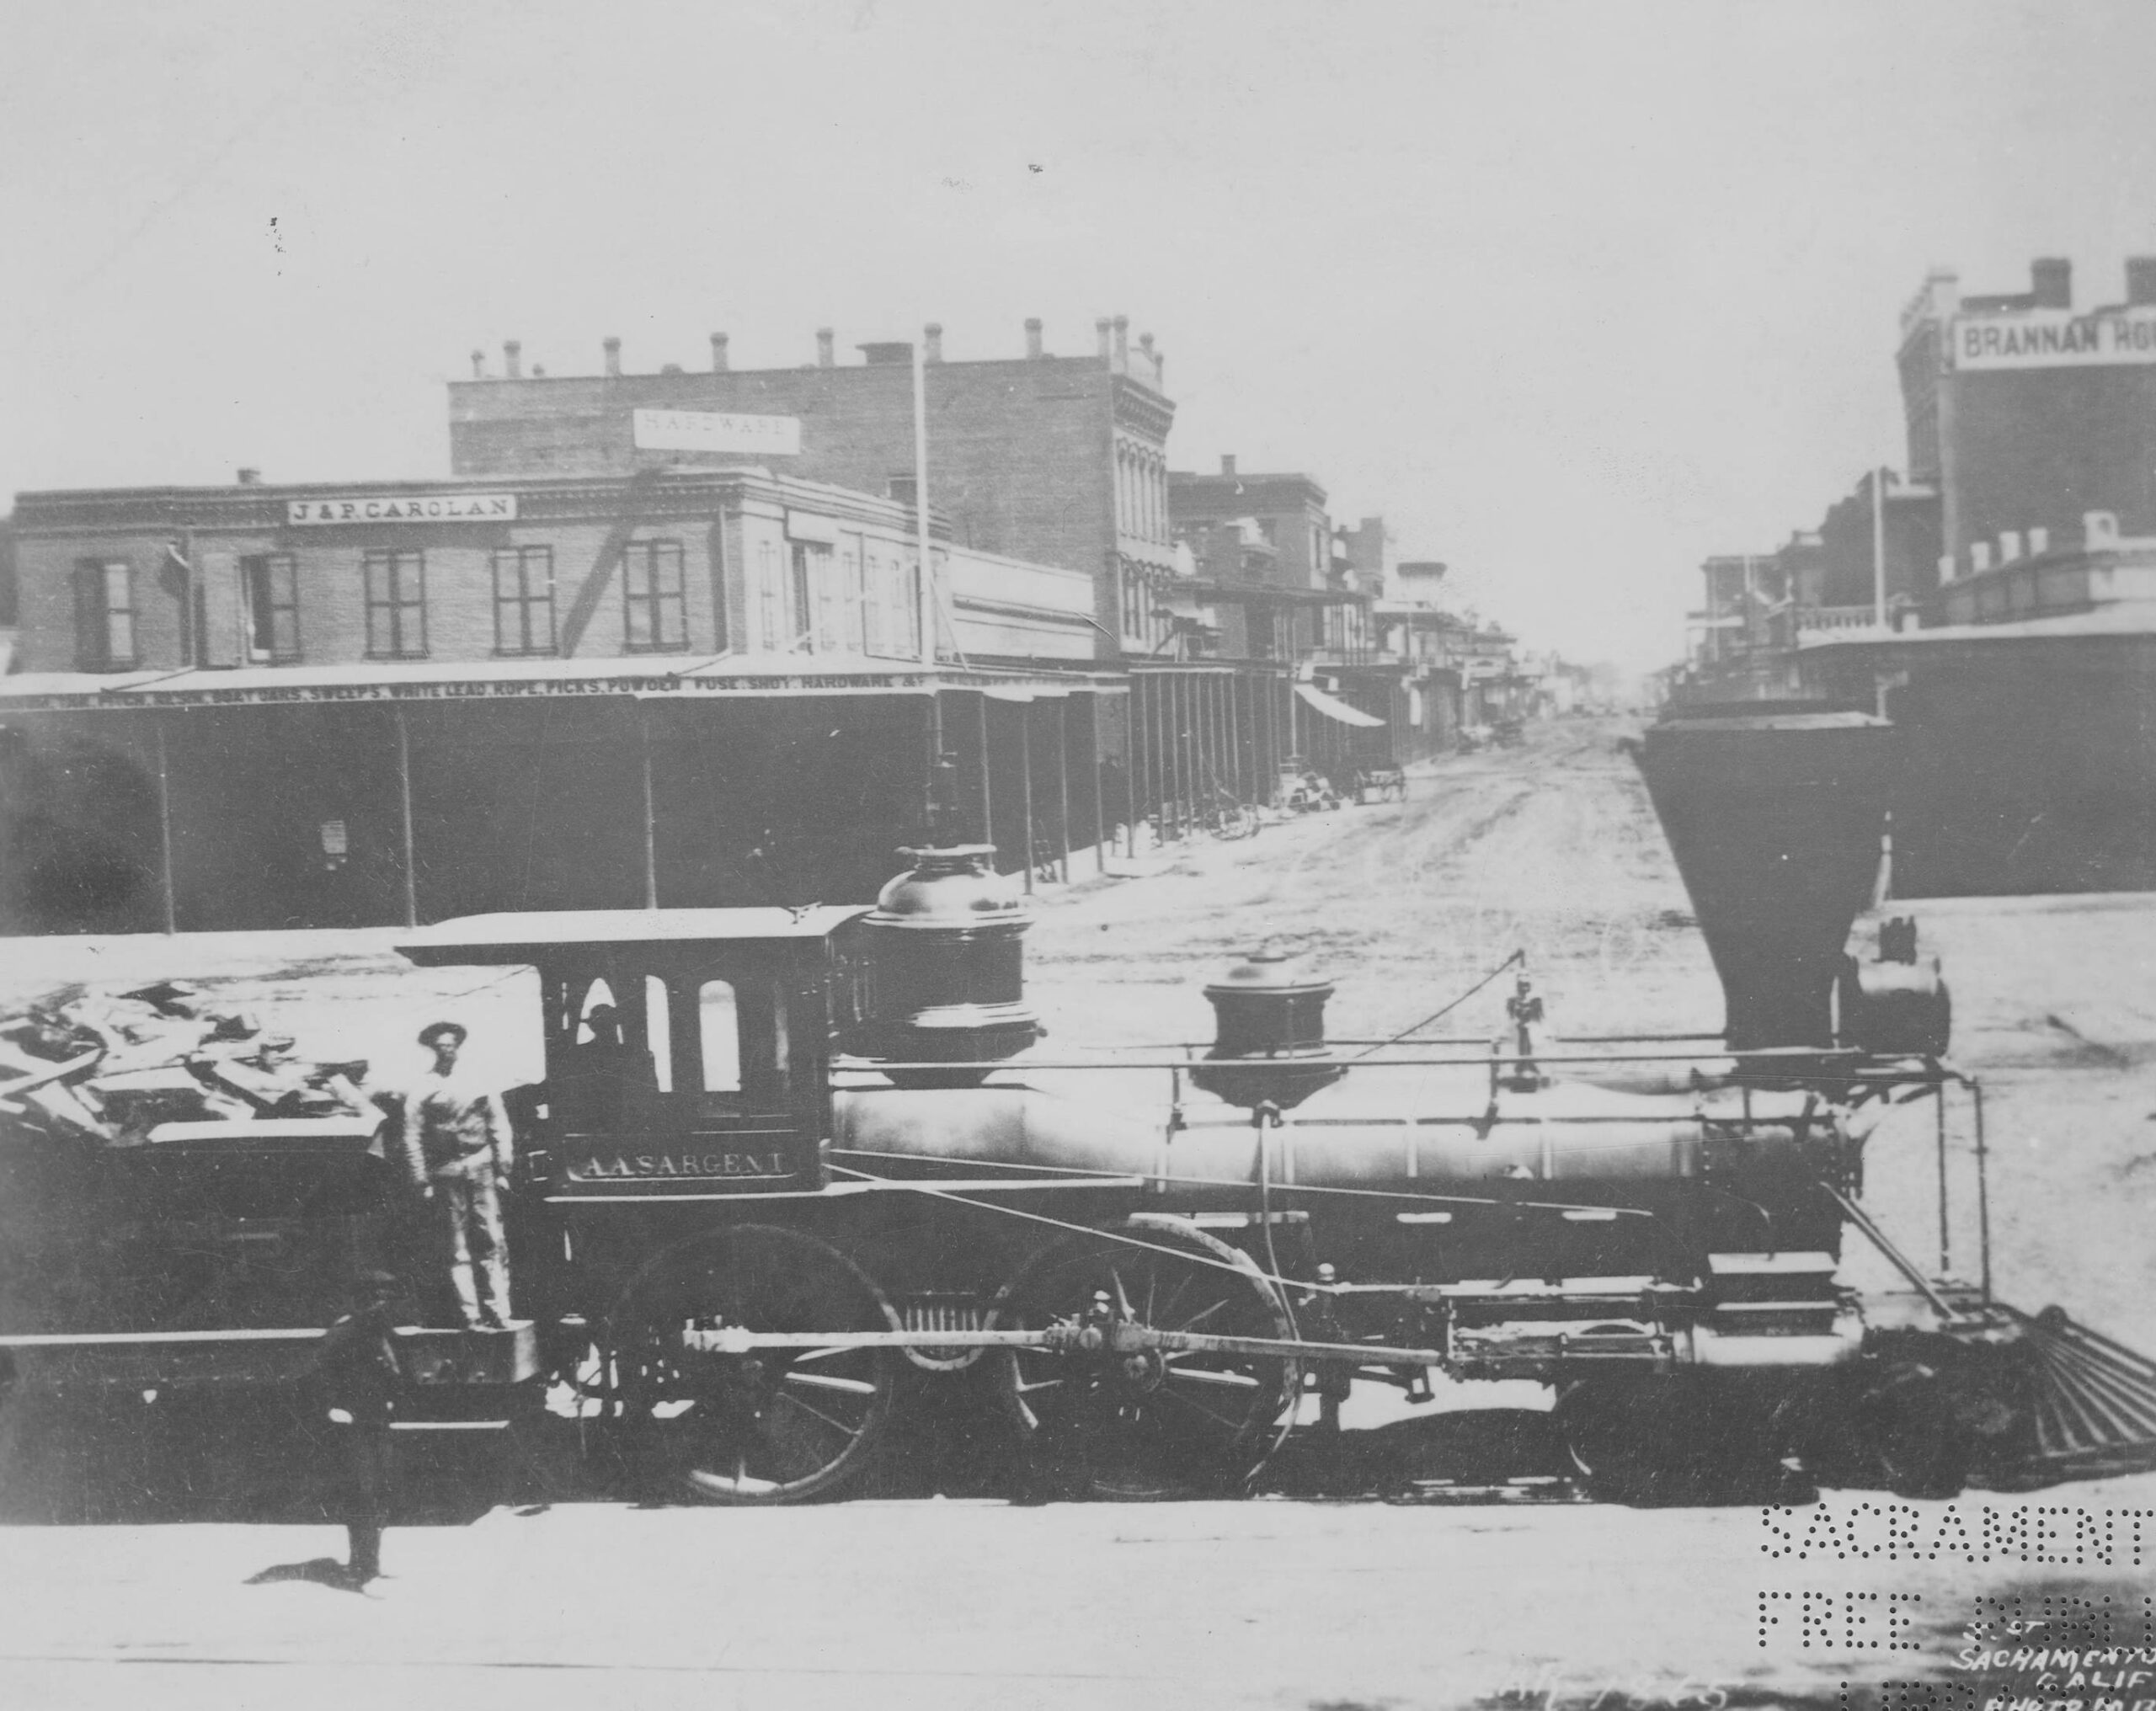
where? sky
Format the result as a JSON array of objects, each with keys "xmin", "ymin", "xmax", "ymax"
[{"xmin": 3, "ymin": 0, "xmax": 2153, "ymax": 674}]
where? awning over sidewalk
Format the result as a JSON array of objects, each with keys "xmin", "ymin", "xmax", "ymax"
[{"xmin": 1294, "ymin": 682, "xmax": 1385, "ymax": 728}]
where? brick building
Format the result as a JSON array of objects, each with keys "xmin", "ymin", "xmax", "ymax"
[
  {"xmin": 0, "ymin": 468, "xmax": 1118, "ymax": 935},
  {"xmin": 1163, "ymin": 459, "xmax": 1400, "ymax": 789},
  {"xmin": 1899, "ymin": 257, "xmax": 2156, "ymax": 574},
  {"xmin": 446, "ymin": 318, "xmax": 1178, "ymax": 660}
]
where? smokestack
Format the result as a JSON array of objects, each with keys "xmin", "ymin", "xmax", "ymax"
[
  {"xmin": 2128, "ymin": 257, "xmax": 2156, "ymax": 306},
  {"xmin": 1024, "ymin": 317, "xmax": 1043, "ymax": 359},
  {"xmin": 817, "ymin": 327, "xmax": 835, "ymax": 368},
  {"xmin": 710, "ymin": 332, "xmax": 729, "ymax": 371},
  {"xmin": 469, "ymin": 349, "xmax": 485, "ymax": 379},
  {"xmin": 1220, "ymin": 455, "xmax": 1237, "ymax": 479},
  {"xmin": 924, "ymin": 322, "xmax": 943, "ymax": 364},
  {"xmin": 235, "ymin": 467, "xmax": 261, "ymax": 486},
  {"xmin": 1113, "ymin": 314, "xmax": 1129, "ymax": 370},
  {"xmin": 2031, "ymin": 256, "xmax": 2072, "ymax": 309},
  {"xmin": 603, "ymin": 336, "xmax": 622, "ymax": 377},
  {"xmin": 1096, "ymin": 317, "xmax": 1113, "ymax": 360},
  {"xmin": 504, "ymin": 340, "xmax": 522, "ymax": 381}
]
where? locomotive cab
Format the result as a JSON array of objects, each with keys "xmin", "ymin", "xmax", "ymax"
[{"xmin": 398, "ymin": 906, "xmax": 874, "ymax": 1196}]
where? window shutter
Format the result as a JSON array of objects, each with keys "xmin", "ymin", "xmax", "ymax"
[
  {"xmin": 73, "ymin": 563, "xmax": 105, "ymax": 669},
  {"xmin": 197, "ymin": 552, "xmax": 243, "ymax": 667}
]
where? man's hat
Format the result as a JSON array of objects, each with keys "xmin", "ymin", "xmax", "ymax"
[{"xmin": 417, "ymin": 1021, "xmax": 468, "ymax": 1048}]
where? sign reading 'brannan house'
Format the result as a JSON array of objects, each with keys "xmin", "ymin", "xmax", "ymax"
[
  {"xmin": 286, "ymin": 493, "xmax": 518, "ymax": 525},
  {"xmin": 1951, "ymin": 306, "xmax": 2156, "ymax": 370}
]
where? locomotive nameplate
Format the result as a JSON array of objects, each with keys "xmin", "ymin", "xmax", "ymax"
[{"xmin": 566, "ymin": 1149, "xmax": 792, "ymax": 1184}]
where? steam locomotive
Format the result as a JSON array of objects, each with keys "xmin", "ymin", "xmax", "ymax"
[{"xmin": 6, "ymin": 707, "xmax": 2156, "ymax": 1506}]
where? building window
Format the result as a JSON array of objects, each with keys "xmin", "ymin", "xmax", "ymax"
[
  {"xmin": 73, "ymin": 560, "xmax": 137, "ymax": 670},
  {"xmin": 241, "ymin": 553, "xmax": 301, "ymax": 662},
  {"xmin": 756, "ymin": 541, "xmax": 786, "ymax": 653},
  {"xmin": 790, "ymin": 541, "xmax": 842, "ymax": 653},
  {"xmin": 862, "ymin": 547, "xmax": 921, "ymax": 661},
  {"xmin": 364, "ymin": 551, "xmax": 427, "ymax": 658},
  {"xmin": 623, "ymin": 540, "xmax": 687, "ymax": 652},
  {"xmin": 492, "ymin": 545, "xmax": 555, "ymax": 656}
]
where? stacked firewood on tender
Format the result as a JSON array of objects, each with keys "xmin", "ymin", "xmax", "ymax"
[{"xmin": 0, "ymin": 982, "xmax": 376, "ymax": 1145}]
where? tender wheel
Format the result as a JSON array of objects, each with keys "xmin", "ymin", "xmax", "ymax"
[
  {"xmin": 612, "ymin": 1224, "xmax": 897, "ymax": 1505},
  {"xmin": 991, "ymin": 1214, "xmax": 1299, "ymax": 1500}
]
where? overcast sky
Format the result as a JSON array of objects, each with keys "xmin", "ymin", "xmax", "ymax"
[{"xmin": 4, "ymin": 0, "xmax": 2153, "ymax": 672}]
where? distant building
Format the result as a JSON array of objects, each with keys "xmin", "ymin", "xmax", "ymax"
[
  {"xmin": 1166, "ymin": 461, "xmax": 1402, "ymax": 784},
  {"xmin": 1899, "ymin": 256, "xmax": 2156, "ymax": 574},
  {"xmin": 446, "ymin": 318, "xmax": 1177, "ymax": 660}
]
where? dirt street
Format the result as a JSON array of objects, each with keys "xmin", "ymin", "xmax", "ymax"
[{"xmin": 3, "ymin": 716, "xmax": 2154, "ymax": 1708}]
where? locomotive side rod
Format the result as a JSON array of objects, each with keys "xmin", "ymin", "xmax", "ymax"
[{"xmin": 677, "ymin": 1323, "xmax": 1451, "ymax": 1367}]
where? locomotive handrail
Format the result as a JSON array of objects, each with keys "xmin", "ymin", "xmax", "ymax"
[
  {"xmin": 830, "ymin": 1047, "xmax": 1876, "ymax": 1072},
  {"xmin": 826, "ymin": 1152, "xmax": 1668, "ymax": 1225}
]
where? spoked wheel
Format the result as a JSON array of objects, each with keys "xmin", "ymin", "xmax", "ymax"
[
  {"xmin": 992, "ymin": 1214, "xmax": 1299, "ymax": 1500},
  {"xmin": 612, "ymin": 1224, "xmax": 898, "ymax": 1505}
]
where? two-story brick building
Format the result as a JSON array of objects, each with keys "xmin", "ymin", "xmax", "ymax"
[
  {"xmin": 446, "ymin": 318, "xmax": 1179, "ymax": 660},
  {"xmin": 0, "ymin": 466, "xmax": 1117, "ymax": 934},
  {"xmin": 1164, "ymin": 459, "xmax": 1401, "ymax": 792}
]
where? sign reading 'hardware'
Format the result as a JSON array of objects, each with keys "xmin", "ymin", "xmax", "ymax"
[
  {"xmin": 286, "ymin": 493, "xmax": 517, "ymax": 525},
  {"xmin": 632, "ymin": 408, "xmax": 803, "ymax": 456}
]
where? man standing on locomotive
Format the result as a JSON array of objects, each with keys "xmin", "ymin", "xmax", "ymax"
[{"xmin": 397, "ymin": 1021, "xmax": 514, "ymax": 1330}]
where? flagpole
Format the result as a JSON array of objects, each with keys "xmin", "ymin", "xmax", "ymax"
[
  {"xmin": 1872, "ymin": 466, "xmax": 1887, "ymax": 631},
  {"xmin": 913, "ymin": 329, "xmax": 935, "ymax": 666}
]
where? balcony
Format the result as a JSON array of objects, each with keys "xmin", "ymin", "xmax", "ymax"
[{"xmin": 1793, "ymin": 605, "xmax": 1886, "ymax": 637}]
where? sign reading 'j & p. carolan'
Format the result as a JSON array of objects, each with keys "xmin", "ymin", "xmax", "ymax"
[
  {"xmin": 286, "ymin": 493, "xmax": 518, "ymax": 525},
  {"xmin": 1951, "ymin": 306, "xmax": 2156, "ymax": 370},
  {"xmin": 632, "ymin": 408, "xmax": 803, "ymax": 456}
]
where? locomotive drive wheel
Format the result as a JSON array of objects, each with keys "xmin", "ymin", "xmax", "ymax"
[
  {"xmin": 613, "ymin": 1225, "xmax": 897, "ymax": 1505},
  {"xmin": 992, "ymin": 1214, "xmax": 1299, "ymax": 1500}
]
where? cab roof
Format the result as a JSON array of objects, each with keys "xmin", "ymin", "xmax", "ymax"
[{"xmin": 398, "ymin": 905, "xmax": 873, "ymax": 966}]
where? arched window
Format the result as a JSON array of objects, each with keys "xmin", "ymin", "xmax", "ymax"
[
  {"xmin": 644, "ymin": 975, "xmax": 673, "ymax": 1092},
  {"xmin": 699, "ymin": 980, "xmax": 742, "ymax": 1093}
]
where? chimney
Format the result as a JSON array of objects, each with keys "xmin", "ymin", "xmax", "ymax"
[
  {"xmin": 235, "ymin": 467, "xmax": 261, "ymax": 486},
  {"xmin": 710, "ymin": 332, "xmax": 729, "ymax": 371},
  {"xmin": 924, "ymin": 322, "xmax": 943, "ymax": 363},
  {"xmin": 603, "ymin": 336, "xmax": 622, "ymax": 377},
  {"xmin": 1024, "ymin": 317, "xmax": 1043, "ymax": 359},
  {"xmin": 1220, "ymin": 455, "xmax": 1237, "ymax": 478},
  {"xmin": 504, "ymin": 339, "xmax": 522, "ymax": 380},
  {"xmin": 2127, "ymin": 257, "xmax": 2156, "ymax": 306},
  {"xmin": 816, "ymin": 327, "xmax": 835, "ymax": 368},
  {"xmin": 469, "ymin": 349, "xmax": 485, "ymax": 379},
  {"xmin": 2031, "ymin": 256, "xmax": 2072, "ymax": 309},
  {"xmin": 1096, "ymin": 317, "xmax": 1113, "ymax": 360},
  {"xmin": 1113, "ymin": 314, "xmax": 1129, "ymax": 370}
]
